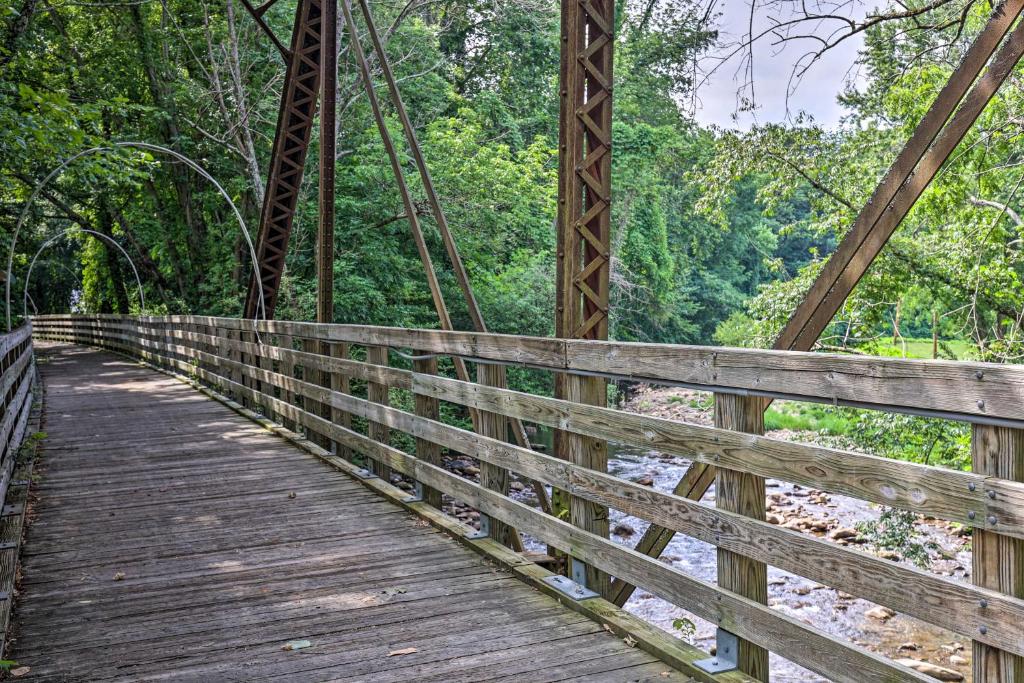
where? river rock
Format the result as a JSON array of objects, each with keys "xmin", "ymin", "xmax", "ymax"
[
  {"xmin": 865, "ymin": 606, "xmax": 895, "ymax": 621},
  {"xmin": 948, "ymin": 655, "xmax": 967, "ymax": 666},
  {"xmin": 635, "ymin": 475, "xmax": 654, "ymax": 486},
  {"xmin": 510, "ymin": 480, "xmax": 525, "ymax": 491},
  {"xmin": 766, "ymin": 513, "xmax": 784, "ymax": 525},
  {"xmin": 898, "ymin": 642, "xmax": 920, "ymax": 651},
  {"xmin": 830, "ymin": 527, "xmax": 860, "ymax": 541},
  {"xmin": 895, "ymin": 659, "xmax": 964, "ymax": 681},
  {"xmin": 612, "ymin": 523, "xmax": 636, "ymax": 537}
]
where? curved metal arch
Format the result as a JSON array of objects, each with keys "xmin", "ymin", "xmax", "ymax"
[
  {"xmin": 24, "ymin": 228, "xmax": 145, "ymax": 320},
  {"xmin": 6, "ymin": 141, "xmax": 265, "ymax": 329}
]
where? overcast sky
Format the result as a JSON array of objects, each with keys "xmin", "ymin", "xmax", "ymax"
[{"xmin": 688, "ymin": 0, "xmax": 868, "ymax": 129}]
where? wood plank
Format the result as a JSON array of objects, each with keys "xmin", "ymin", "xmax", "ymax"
[
  {"xmin": 972, "ymin": 424, "xmax": 1024, "ymax": 682},
  {"xmin": 714, "ymin": 394, "xmax": 768, "ymax": 680}
]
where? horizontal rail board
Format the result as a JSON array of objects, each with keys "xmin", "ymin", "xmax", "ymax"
[{"xmin": 32, "ymin": 314, "xmax": 1024, "ymax": 423}]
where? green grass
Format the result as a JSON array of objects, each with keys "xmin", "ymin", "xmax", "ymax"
[
  {"xmin": 764, "ymin": 403, "xmax": 852, "ymax": 435},
  {"xmin": 873, "ymin": 338, "xmax": 975, "ymax": 360}
]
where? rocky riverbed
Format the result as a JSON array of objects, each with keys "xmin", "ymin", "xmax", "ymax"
[{"xmin": 425, "ymin": 384, "xmax": 974, "ymax": 682}]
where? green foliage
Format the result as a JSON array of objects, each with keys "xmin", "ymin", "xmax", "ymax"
[
  {"xmin": 855, "ymin": 507, "xmax": 937, "ymax": 568},
  {"xmin": 763, "ymin": 403, "xmax": 852, "ymax": 436},
  {"xmin": 846, "ymin": 412, "xmax": 971, "ymax": 471}
]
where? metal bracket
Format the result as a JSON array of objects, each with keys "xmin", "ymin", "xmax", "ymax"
[
  {"xmin": 0, "ymin": 591, "xmax": 10, "ymax": 601},
  {"xmin": 403, "ymin": 481, "xmax": 424, "ymax": 503},
  {"xmin": 9, "ymin": 480, "xmax": 29, "ymax": 487},
  {"xmin": 464, "ymin": 514, "xmax": 490, "ymax": 540},
  {"xmin": 541, "ymin": 574, "xmax": 599, "ymax": 601},
  {"xmin": 570, "ymin": 558, "xmax": 588, "ymax": 588},
  {"xmin": 1, "ymin": 505, "xmax": 23, "ymax": 517},
  {"xmin": 0, "ymin": 542, "xmax": 16, "ymax": 550},
  {"xmin": 695, "ymin": 628, "xmax": 739, "ymax": 674},
  {"xmin": 354, "ymin": 468, "xmax": 378, "ymax": 480}
]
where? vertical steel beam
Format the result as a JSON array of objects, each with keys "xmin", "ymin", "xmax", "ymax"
[
  {"xmin": 244, "ymin": 0, "xmax": 323, "ymax": 319},
  {"xmin": 318, "ymin": 0, "xmax": 337, "ymax": 326},
  {"xmin": 555, "ymin": 0, "xmax": 615, "ymax": 597}
]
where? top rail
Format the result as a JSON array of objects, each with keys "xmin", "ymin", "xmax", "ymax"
[{"xmin": 34, "ymin": 313, "xmax": 1024, "ymax": 424}]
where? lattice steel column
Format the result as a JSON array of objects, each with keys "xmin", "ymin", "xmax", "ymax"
[
  {"xmin": 555, "ymin": 0, "xmax": 615, "ymax": 597},
  {"xmin": 245, "ymin": 0, "xmax": 323, "ymax": 319},
  {"xmin": 557, "ymin": 0, "xmax": 614, "ymax": 340}
]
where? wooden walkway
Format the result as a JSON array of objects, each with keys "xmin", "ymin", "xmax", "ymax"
[{"xmin": 8, "ymin": 344, "xmax": 691, "ymax": 682}]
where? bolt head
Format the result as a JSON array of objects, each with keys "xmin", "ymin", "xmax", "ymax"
[{"xmin": 968, "ymin": 511, "xmax": 977, "ymax": 520}]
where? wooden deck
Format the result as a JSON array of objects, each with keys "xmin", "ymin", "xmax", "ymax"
[{"xmin": 9, "ymin": 344, "xmax": 691, "ymax": 682}]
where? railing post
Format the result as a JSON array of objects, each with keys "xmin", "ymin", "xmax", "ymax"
[
  {"xmin": 302, "ymin": 337, "xmax": 330, "ymax": 448},
  {"xmin": 714, "ymin": 393, "xmax": 769, "ymax": 681},
  {"xmin": 278, "ymin": 334, "xmax": 296, "ymax": 431},
  {"xmin": 565, "ymin": 373, "xmax": 609, "ymax": 596},
  {"xmin": 329, "ymin": 342, "xmax": 352, "ymax": 459},
  {"xmin": 412, "ymin": 352, "xmax": 441, "ymax": 507},
  {"xmin": 972, "ymin": 424, "xmax": 1024, "ymax": 682},
  {"xmin": 477, "ymin": 363, "xmax": 513, "ymax": 545},
  {"xmin": 366, "ymin": 345, "xmax": 392, "ymax": 481}
]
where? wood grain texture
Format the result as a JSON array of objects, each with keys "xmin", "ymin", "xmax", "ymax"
[
  {"xmin": 366, "ymin": 345, "xmax": 392, "ymax": 481},
  {"xmin": 714, "ymin": 394, "xmax": 768, "ymax": 681},
  {"xmin": 477, "ymin": 363, "xmax": 514, "ymax": 548},
  {"xmin": 413, "ymin": 353, "xmax": 442, "ymax": 508},
  {"xmin": 15, "ymin": 343, "xmax": 691, "ymax": 682},
  {"xmin": 972, "ymin": 424, "xmax": 1024, "ymax": 682}
]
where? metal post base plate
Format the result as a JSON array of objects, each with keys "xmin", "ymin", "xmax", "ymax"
[
  {"xmin": 403, "ymin": 481, "xmax": 424, "ymax": 503},
  {"xmin": 353, "ymin": 468, "xmax": 378, "ymax": 480},
  {"xmin": 464, "ymin": 514, "xmax": 490, "ymax": 540},
  {"xmin": 695, "ymin": 629, "xmax": 739, "ymax": 674},
  {"xmin": 541, "ymin": 575, "xmax": 599, "ymax": 600}
]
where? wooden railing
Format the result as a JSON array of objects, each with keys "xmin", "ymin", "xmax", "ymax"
[
  {"xmin": 0, "ymin": 324, "xmax": 35, "ymax": 507},
  {"xmin": 32, "ymin": 314, "xmax": 1024, "ymax": 683}
]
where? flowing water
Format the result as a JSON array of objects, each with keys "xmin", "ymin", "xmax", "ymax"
[{"xmin": 515, "ymin": 424, "xmax": 973, "ymax": 682}]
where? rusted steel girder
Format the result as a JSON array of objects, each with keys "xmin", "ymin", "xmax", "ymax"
[
  {"xmin": 317, "ymin": 0, "xmax": 336, "ymax": 325},
  {"xmin": 554, "ymin": 0, "xmax": 615, "ymax": 597},
  {"xmin": 244, "ymin": 0, "xmax": 323, "ymax": 319},
  {"xmin": 556, "ymin": 0, "xmax": 614, "ymax": 341},
  {"xmin": 608, "ymin": 0, "xmax": 1024, "ymax": 610}
]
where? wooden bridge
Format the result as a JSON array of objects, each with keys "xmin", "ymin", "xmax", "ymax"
[{"xmin": 1, "ymin": 314, "xmax": 1021, "ymax": 681}]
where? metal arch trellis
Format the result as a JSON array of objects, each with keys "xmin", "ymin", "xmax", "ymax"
[
  {"xmin": 23, "ymin": 228, "xmax": 146, "ymax": 320},
  {"xmin": 4, "ymin": 141, "xmax": 266, "ymax": 331}
]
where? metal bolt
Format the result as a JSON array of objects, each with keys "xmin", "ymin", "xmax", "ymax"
[
  {"xmin": 980, "ymin": 599, "xmax": 989, "ymax": 609},
  {"xmin": 988, "ymin": 515, "xmax": 997, "ymax": 525},
  {"xmin": 968, "ymin": 511, "xmax": 976, "ymax": 520},
  {"xmin": 988, "ymin": 489, "xmax": 996, "ymax": 500},
  {"xmin": 969, "ymin": 482, "xmax": 977, "ymax": 492},
  {"xmin": 975, "ymin": 370, "xmax": 985, "ymax": 380},
  {"xmin": 980, "ymin": 625, "xmax": 988, "ymax": 635},
  {"xmin": 977, "ymin": 400, "xmax": 986, "ymax": 410}
]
